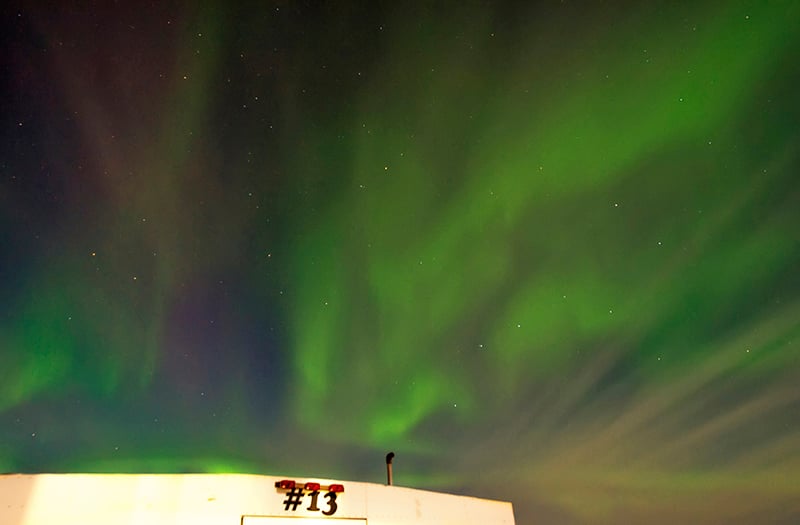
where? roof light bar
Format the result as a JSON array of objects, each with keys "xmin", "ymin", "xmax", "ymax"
[{"xmin": 274, "ymin": 479, "xmax": 345, "ymax": 493}]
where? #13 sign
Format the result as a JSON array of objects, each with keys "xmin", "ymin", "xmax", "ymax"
[{"xmin": 274, "ymin": 480, "xmax": 345, "ymax": 517}]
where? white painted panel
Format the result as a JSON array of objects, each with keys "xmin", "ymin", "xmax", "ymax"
[
  {"xmin": 0, "ymin": 474, "xmax": 514, "ymax": 524},
  {"xmin": 243, "ymin": 518, "xmax": 366, "ymax": 525}
]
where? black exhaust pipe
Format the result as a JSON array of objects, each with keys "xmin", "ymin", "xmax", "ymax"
[{"xmin": 385, "ymin": 452, "xmax": 395, "ymax": 486}]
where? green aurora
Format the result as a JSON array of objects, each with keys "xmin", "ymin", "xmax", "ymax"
[{"xmin": 2, "ymin": 2, "xmax": 799, "ymax": 523}]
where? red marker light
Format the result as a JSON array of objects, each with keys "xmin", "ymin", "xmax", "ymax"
[
  {"xmin": 328, "ymin": 484, "xmax": 344, "ymax": 493},
  {"xmin": 277, "ymin": 479, "xmax": 296, "ymax": 489},
  {"xmin": 304, "ymin": 482, "xmax": 321, "ymax": 491}
]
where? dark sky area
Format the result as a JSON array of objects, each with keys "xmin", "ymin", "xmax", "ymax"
[{"xmin": 2, "ymin": 2, "xmax": 800, "ymax": 523}]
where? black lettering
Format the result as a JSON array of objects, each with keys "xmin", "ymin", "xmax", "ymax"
[{"xmin": 322, "ymin": 491, "xmax": 338, "ymax": 516}]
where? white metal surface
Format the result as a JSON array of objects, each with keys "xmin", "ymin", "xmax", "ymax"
[
  {"xmin": 242, "ymin": 516, "xmax": 367, "ymax": 525},
  {"xmin": 0, "ymin": 473, "xmax": 515, "ymax": 525}
]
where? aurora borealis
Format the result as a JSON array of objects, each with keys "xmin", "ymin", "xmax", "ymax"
[{"xmin": 2, "ymin": 1, "xmax": 800, "ymax": 523}]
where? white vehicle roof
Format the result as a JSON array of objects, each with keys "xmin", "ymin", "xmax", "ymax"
[{"xmin": 0, "ymin": 473, "xmax": 515, "ymax": 525}]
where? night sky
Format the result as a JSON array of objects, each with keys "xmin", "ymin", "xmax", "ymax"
[{"xmin": 2, "ymin": 2, "xmax": 800, "ymax": 523}]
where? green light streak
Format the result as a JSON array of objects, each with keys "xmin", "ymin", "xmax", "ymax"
[{"xmin": 287, "ymin": 1, "xmax": 800, "ymax": 458}]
